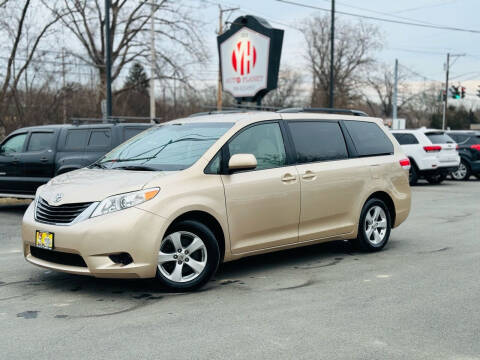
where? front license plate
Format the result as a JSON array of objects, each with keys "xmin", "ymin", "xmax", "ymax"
[{"xmin": 35, "ymin": 231, "xmax": 54, "ymax": 250}]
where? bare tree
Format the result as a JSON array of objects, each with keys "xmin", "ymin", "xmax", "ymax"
[
  {"xmin": 364, "ymin": 64, "xmax": 412, "ymax": 118},
  {"xmin": 302, "ymin": 14, "xmax": 382, "ymax": 107},
  {"xmin": 44, "ymin": 0, "xmax": 206, "ymax": 107},
  {"xmin": 263, "ymin": 68, "xmax": 306, "ymax": 108},
  {"xmin": 0, "ymin": 0, "xmax": 62, "ymax": 132}
]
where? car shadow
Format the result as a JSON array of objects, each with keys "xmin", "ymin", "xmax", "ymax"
[{"xmin": 21, "ymin": 239, "xmax": 365, "ymax": 297}]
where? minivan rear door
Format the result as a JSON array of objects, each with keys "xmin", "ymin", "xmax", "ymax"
[{"xmin": 288, "ymin": 120, "xmax": 366, "ymax": 241}]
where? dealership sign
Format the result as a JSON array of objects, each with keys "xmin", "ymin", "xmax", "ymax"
[{"xmin": 217, "ymin": 16, "xmax": 284, "ymax": 103}]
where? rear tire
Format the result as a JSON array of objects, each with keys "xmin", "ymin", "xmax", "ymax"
[
  {"xmin": 475, "ymin": 174, "xmax": 480, "ymax": 180},
  {"xmin": 155, "ymin": 220, "xmax": 220, "ymax": 291},
  {"xmin": 426, "ymin": 173, "xmax": 446, "ymax": 184},
  {"xmin": 352, "ymin": 198, "xmax": 392, "ymax": 252},
  {"xmin": 409, "ymin": 163, "xmax": 418, "ymax": 186},
  {"xmin": 451, "ymin": 160, "xmax": 470, "ymax": 181}
]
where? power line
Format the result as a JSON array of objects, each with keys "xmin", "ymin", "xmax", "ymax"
[{"xmin": 275, "ymin": 0, "xmax": 480, "ymax": 34}]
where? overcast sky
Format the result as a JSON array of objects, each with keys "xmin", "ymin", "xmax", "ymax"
[{"xmin": 191, "ymin": 0, "xmax": 480, "ymax": 96}]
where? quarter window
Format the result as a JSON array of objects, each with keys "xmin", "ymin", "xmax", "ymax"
[
  {"xmin": 344, "ymin": 121, "xmax": 394, "ymax": 157},
  {"xmin": 27, "ymin": 132, "xmax": 55, "ymax": 152},
  {"xmin": 392, "ymin": 133, "xmax": 419, "ymax": 145},
  {"xmin": 65, "ymin": 129, "xmax": 89, "ymax": 150},
  {"xmin": 288, "ymin": 121, "xmax": 348, "ymax": 163},
  {"xmin": 88, "ymin": 130, "xmax": 111, "ymax": 147},
  {"xmin": 0, "ymin": 133, "xmax": 27, "ymax": 153},
  {"xmin": 228, "ymin": 122, "xmax": 286, "ymax": 170}
]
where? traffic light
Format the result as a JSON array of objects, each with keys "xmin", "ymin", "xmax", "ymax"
[
  {"xmin": 450, "ymin": 85, "xmax": 460, "ymax": 99},
  {"xmin": 461, "ymin": 86, "xmax": 466, "ymax": 98},
  {"xmin": 477, "ymin": 85, "xmax": 480, "ymax": 98}
]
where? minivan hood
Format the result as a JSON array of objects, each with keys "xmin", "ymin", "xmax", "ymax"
[{"xmin": 38, "ymin": 168, "xmax": 173, "ymax": 205}]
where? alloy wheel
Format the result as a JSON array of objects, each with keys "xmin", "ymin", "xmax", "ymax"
[
  {"xmin": 158, "ymin": 231, "xmax": 208, "ymax": 283},
  {"xmin": 451, "ymin": 162, "xmax": 467, "ymax": 180},
  {"xmin": 364, "ymin": 205, "xmax": 387, "ymax": 245}
]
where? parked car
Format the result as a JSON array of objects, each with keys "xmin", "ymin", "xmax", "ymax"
[
  {"xmin": 0, "ymin": 122, "xmax": 152, "ymax": 198},
  {"xmin": 446, "ymin": 131, "xmax": 480, "ymax": 180},
  {"xmin": 391, "ymin": 128, "xmax": 459, "ymax": 185},
  {"xmin": 22, "ymin": 109, "xmax": 411, "ymax": 291}
]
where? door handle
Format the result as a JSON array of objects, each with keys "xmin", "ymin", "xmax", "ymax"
[
  {"xmin": 40, "ymin": 157, "xmax": 48, "ymax": 162},
  {"xmin": 302, "ymin": 170, "xmax": 317, "ymax": 180},
  {"xmin": 281, "ymin": 173, "xmax": 297, "ymax": 182}
]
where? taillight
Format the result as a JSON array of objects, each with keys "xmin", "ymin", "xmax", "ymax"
[
  {"xmin": 471, "ymin": 144, "xmax": 480, "ymax": 151},
  {"xmin": 456, "ymin": 144, "xmax": 459, "ymax": 150},
  {"xmin": 423, "ymin": 145, "xmax": 442, "ymax": 152},
  {"xmin": 399, "ymin": 158, "xmax": 411, "ymax": 170}
]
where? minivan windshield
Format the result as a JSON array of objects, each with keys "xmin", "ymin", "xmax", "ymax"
[{"xmin": 95, "ymin": 122, "xmax": 233, "ymax": 171}]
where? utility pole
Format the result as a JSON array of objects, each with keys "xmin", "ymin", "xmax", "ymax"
[
  {"xmin": 442, "ymin": 53, "xmax": 450, "ymax": 130},
  {"xmin": 150, "ymin": 0, "xmax": 157, "ymax": 123},
  {"xmin": 104, "ymin": 0, "xmax": 113, "ymax": 121},
  {"xmin": 217, "ymin": 5, "xmax": 238, "ymax": 111},
  {"xmin": 393, "ymin": 58, "xmax": 398, "ymax": 121},
  {"xmin": 62, "ymin": 48, "xmax": 67, "ymax": 124},
  {"xmin": 329, "ymin": 0, "xmax": 335, "ymax": 108}
]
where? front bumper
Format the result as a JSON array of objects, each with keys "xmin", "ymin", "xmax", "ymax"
[{"xmin": 22, "ymin": 202, "xmax": 168, "ymax": 279}]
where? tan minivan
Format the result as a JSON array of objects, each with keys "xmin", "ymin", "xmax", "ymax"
[{"xmin": 22, "ymin": 109, "xmax": 411, "ymax": 291}]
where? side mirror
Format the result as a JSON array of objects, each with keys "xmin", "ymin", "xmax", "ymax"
[{"xmin": 228, "ymin": 153, "xmax": 257, "ymax": 172}]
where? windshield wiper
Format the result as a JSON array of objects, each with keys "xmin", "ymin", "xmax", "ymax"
[
  {"xmin": 112, "ymin": 165, "xmax": 158, "ymax": 171},
  {"xmin": 100, "ymin": 137, "xmax": 218, "ymax": 165},
  {"xmin": 90, "ymin": 163, "xmax": 107, "ymax": 169}
]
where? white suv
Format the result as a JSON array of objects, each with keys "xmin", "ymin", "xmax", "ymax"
[{"xmin": 391, "ymin": 128, "xmax": 459, "ymax": 185}]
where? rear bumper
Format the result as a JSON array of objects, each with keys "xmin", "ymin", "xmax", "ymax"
[{"xmin": 419, "ymin": 166, "xmax": 458, "ymax": 176}]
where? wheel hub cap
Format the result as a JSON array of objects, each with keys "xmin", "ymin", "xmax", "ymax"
[
  {"xmin": 364, "ymin": 206, "xmax": 387, "ymax": 245},
  {"xmin": 158, "ymin": 231, "xmax": 207, "ymax": 283}
]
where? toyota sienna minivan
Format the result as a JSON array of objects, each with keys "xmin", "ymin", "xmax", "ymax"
[{"xmin": 22, "ymin": 109, "xmax": 411, "ymax": 291}]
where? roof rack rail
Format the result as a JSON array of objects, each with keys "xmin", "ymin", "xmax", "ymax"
[
  {"xmin": 277, "ymin": 107, "xmax": 368, "ymax": 117},
  {"xmin": 70, "ymin": 116, "xmax": 161, "ymax": 126}
]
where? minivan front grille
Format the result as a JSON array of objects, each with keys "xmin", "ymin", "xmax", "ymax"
[
  {"xmin": 30, "ymin": 246, "xmax": 87, "ymax": 267},
  {"xmin": 35, "ymin": 198, "xmax": 92, "ymax": 225}
]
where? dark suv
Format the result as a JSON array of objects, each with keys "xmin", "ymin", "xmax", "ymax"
[
  {"xmin": 447, "ymin": 131, "xmax": 480, "ymax": 180},
  {"xmin": 0, "ymin": 123, "xmax": 152, "ymax": 198}
]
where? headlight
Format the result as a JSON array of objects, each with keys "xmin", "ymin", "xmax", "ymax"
[{"xmin": 90, "ymin": 188, "xmax": 159, "ymax": 218}]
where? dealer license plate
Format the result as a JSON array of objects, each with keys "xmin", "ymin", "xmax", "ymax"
[{"xmin": 35, "ymin": 231, "xmax": 54, "ymax": 250}]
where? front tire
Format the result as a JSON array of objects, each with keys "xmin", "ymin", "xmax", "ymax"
[
  {"xmin": 451, "ymin": 160, "xmax": 470, "ymax": 181},
  {"xmin": 353, "ymin": 198, "xmax": 392, "ymax": 252},
  {"xmin": 156, "ymin": 220, "xmax": 220, "ymax": 291}
]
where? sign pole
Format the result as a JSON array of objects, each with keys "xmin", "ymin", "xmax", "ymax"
[
  {"xmin": 329, "ymin": 0, "xmax": 335, "ymax": 108},
  {"xmin": 104, "ymin": 0, "xmax": 113, "ymax": 122}
]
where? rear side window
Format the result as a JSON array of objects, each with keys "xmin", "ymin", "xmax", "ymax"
[
  {"xmin": 425, "ymin": 132, "xmax": 454, "ymax": 144},
  {"xmin": 392, "ymin": 133, "xmax": 418, "ymax": 145},
  {"xmin": 344, "ymin": 121, "xmax": 393, "ymax": 157},
  {"xmin": 27, "ymin": 132, "xmax": 55, "ymax": 152},
  {"xmin": 288, "ymin": 121, "xmax": 348, "ymax": 163},
  {"xmin": 124, "ymin": 127, "xmax": 146, "ymax": 141},
  {"xmin": 65, "ymin": 129, "xmax": 88, "ymax": 150},
  {"xmin": 88, "ymin": 129, "xmax": 111, "ymax": 147}
]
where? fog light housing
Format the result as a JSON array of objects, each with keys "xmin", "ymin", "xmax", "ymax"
[{"xmin": 109, "ymin": 253, "xmax": 133, "ymax": 266}]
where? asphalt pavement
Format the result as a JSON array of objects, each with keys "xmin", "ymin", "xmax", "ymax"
[{"xmin": 0, "ymin": 181, "xmax": 479, "ymax": 360}]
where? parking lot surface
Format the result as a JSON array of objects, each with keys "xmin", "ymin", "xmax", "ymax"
[{"xmin": 0, "ymin": 181, "xmax": 479, "ymax": 360}]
